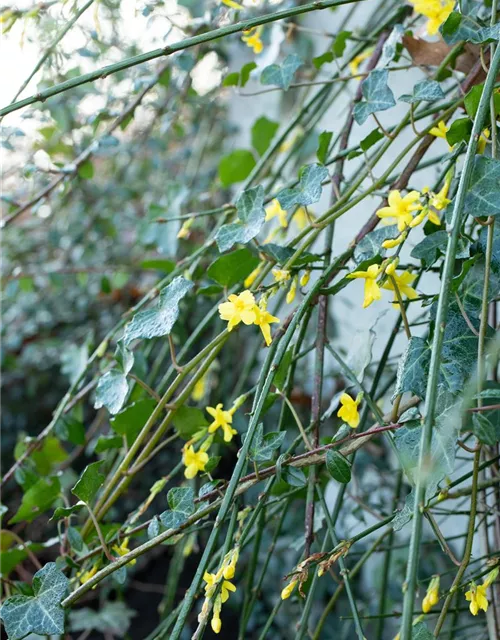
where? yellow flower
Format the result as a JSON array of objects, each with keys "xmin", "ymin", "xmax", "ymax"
[
  {"xmin": 300, "ymin": 270, "xmax": 311, "ymax": 287},
  {"xmin": 244, "ymin": 264, "xmax": 262, "ymax": 288},
  {"xmin": 281, "ymin": 578, "xmax": 298, "ymax": 600},
  {"xmin": 253, "ymin": 302, "xmax": 279, "ymax": 347},
  {"xmin": 223, "ymin": 548, "xmax": 239, "ymax": 580},
  {"xmin": 410, "ymin": 0, "xmax": 454, "ymax": 36},
  {"xmin": 409, "ymin": 205, "xmax": 441, "ymax": 228},
  {"xmin": 265, "ymin": 199, "xmax": 288, "ymax": 228},
  {"xmin": 183, "ymin": 445, "xmax": 209, "ymax": 479},
  {"xmin": 286, "ymin": 276, "xmax": 298, "ymax": 304},
  {"xmin": 206, "ymin": 403, "xmax": 237, "ymax": 442},
  {"xmin": 347, "ymin": 263, "xmax": 382, "ymax": 308},
  {"xmin": 222, "ymin": 0, "xmax": 243, "ymax": 8},
  {"xmin": 465, "ymin": 582, "xmax": 489, "ymax": 616},
  {"xmin": 349, "ymin": 47, "xmax": 374, "ymax": 75},
  {"xmin": 241, "ymin": 26, "xmax": 263, "ymax": 54},
  {"xmin": 429, "ymin": 119, "xmax": 449, "ymax": 140},
  {"xmin": 272, "ymin": 268, "xmax": 291, "ymax": 283},
  {"xmin": 382, "ymin": 270, "xmax": 418, "ymax": 305},
  {"xmin": 203, "ymin": 572, "xmax": 237, "ymax": 603},
  {"xmin": 385, "ymin": 257, "xmax": 399, "ymax": 276},
  {"xmin": 382, "ymin": 231, "xmax": 407, "ymax": 249},
  {"xmin": 377, "ymin": 190, "xmax": 422, "ymax": 232},
  {"xmin": 112, "ymin": 537, "xmax": 136, "ymax": 565},
  {"xmin": 177, "ymin": 216, "xmax": 194, "ymax": 239},
  {"xmin": 218, "ymin": 290, "xmax": 257, "ymax": 331},
  {"xmin": 77, "ymin": 564, "xmax": 98, "ymax": 584},
  {"xmin": 337, "ymin": 392, "xmax": 362, "ymax": 428},
  {"xmin": 478, "ymin": 128, "xmax": 490, "ymax": 155},
  {"xmin": 293, "ymin": 206, "xmax": 309, "ymax": 229},
  {"xmin": 422, "ymin": 576, "xmax": 440, "ymax": 613}
]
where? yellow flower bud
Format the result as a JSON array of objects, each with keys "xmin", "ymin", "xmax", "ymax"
[
  {"xmin": 300, "ymin": 270, "xmax": 311, "ymax": 287},
  {"xmin": 422, "ymin": 576, "xmax": 440, "ymax": 613},
  {"xmin": 385, "ymin": 257, "xmax": 399, "ymax": 276},
  {"xmin": 281, "ymin": 578, "xmax": 298, "ymax": 600},
  {"xmin": 211, "ymin": 615, "xmax": 222, "ymax": 634},
  {"xmin": 244, "ymin": 264, "xmax": 262, "ymax": 288},
  {"xmin": 272, "ymin": 268, "xmax": 291, "ymax": 283},
  {"xmin": 286, "ymin": 276, "xmax": 298, "ymax": 304},
  {"xmin": 382, "ymin": 232, "xmax": 406, "ymax": 249}
]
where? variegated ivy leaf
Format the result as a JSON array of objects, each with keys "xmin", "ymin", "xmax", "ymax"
[
  {"xmin": 463, "ymin": 155, "xmax": 500, "ymax": 218},
  {"xmin": 399, "ymin": 79, "xmax": 444, "ymax": 103},
  {"xmin": 441, "ymin": 11, "xmax": 500, "ymax": 45},
  {"xmin": 0, "ymin": 563, "xmax": 69, "ymax": 640},
  {"xmin": 159, "ymin": 486, "xmax": 195, "ymax": 529},
  {"xmin": 123, "ymin": 276, "xmax": 193, "ymax": 344},
  {"xmin": 353, "ymin": 69, "xmax": 396, "ymax": 125},
  {"xmin": 276, "ymin": 164, "xmax": 329, "ymax": 211},
  {"xmin": 215, "ymin": 186, "xmax": 266, "ymax": 252},
  {"xmin": 247, "ymin": 423, "xmax": 285, "ymax": 462},
  {"xmin": 260, "ymin": 54, "xmax": 303, "ymax": 90},
  {"xmin": 94, "ymin": 369, "xmax": 129, "ymax": 415}
]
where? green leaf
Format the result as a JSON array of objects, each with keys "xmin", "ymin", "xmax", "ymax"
[
  {"xmin": 360, "ymin": 128, "xmax": 384, "ymax": 152},
  {"xmin": 441, "ymin": 12, "xmax": 500, "ymax": 45},
  {"xmin": 94, "ymin": 434, "xmax": 123, "ymax": 453},
  {"xmin": 71, "ymin": 461, "xmax": 105, "ymax": 504},
  {"xmin": 123, "ymin": 276, "xmax": 194, "ymax": 344},
  {"xmin": 160, "ymin": 486, "xmax": 195, "ymax": 529},
  {"xmin": 67, "ymin": 526, "xmax": 84, "ymax": 552},
  {"xmin": 333, "ymin": 30, "xmax": 350, "ymax": 57},
  {"xmin": 69, "ymin": 601, "xmax": 136, "ymax": 636},
  {"xmin": 247, "ymin": 424, "xmax": 286, "ymax": 462},
  {"xmin": 446, "ymin": 117, "xmax": 472, "ymax": 146},
  {"xmin": 353, "ymin": 225, "xmax": 397, "ymax": 265},
  {"xmin": 274, "ymin": 347, "xmax": 293, "ymax": 390},
  {"xmin": 325, "ymin": 450, "xmax": 352, "ymax": 483},
  {"xmin": 115, "ymin": 342, "xmax": 134, "ymax": 374},
  {"xmin": 412, "ymin": 621, "xmax": 435, "ymax": 639},
  {"xmin": 172, "ymin": 405, "xmax": 208, "ymax": 440},
  {"xmin": 261, "ymin": 54, "xmax": 302, "ymax": 90},
  {"xmin": 207, "ymin": 247, "xmax": 259, "ymax": 287},
  {"xmin": 51, "ymin": 502, "xmax": 85, "ymax": 520},
  {"xmin": 78, "ymin": 159, "xmax": 94, "ymax": 179},
  {"xmin": 251, "ymin": 116, "xmax": 279, "ymax": 156},
  {"xmin": 205, "ymin": 456, "xmax": 220, "ymax": 474},
  {"xmin": 411, "ymin": 231, "xmax": 447, "ymax": 268},
  {"xmin": 316, "ymin": 130, "xmax": 333, "ymax": 164},
  {"xmin": 111, "ymin": 398, "xmax": 156, "ymax": 446},
  {"xmin": 313, "ymin": 50, "xmax": 334, "ymax": 69},
  {"xmin": 94, "ymin": 369, "xmax": 129, "ymax": 415},
  {"xmin": 259, "ymin": 242, "xmax": 318, "ymax": 267},
  {"xmin": 472, "ymin": 412, "xmax": 500, "ymax": 446},
  {"xmin": 9, "ymin": 476, "xmax": 61, "ymax": 524},
  {"xmin": 0, "ymin": 563, "xmax": 69, "ymax": 640},
  {"xmin": 223, "ymin": 72, "xmax": 239, "ymax": 87},
  {"xmin": 29, "ymin": 436, "xmax": 67, "ymax": 475},
  {"xmin": 276, "ymin": 163, "xmax": 329, "ymax": 210},
  {"xmin": 353, "ymin": 69, "xmax": 396, "ymax": 125},
  {"xmin": 393, "ymin": 336, "xmax": 430, "ymax": 400},
  {"xmin": 464, "ymin": 156, "xmax": 500, "ymax": 218},
  {"xmin": 56, "ymin": 415, "xmax": 85, "ymax": 445},
  {"xmin": 281, "ymin": 466, "xmax": 307, "ymax": 487},
  {"xmin": 240, "ymin": 61, "xmax": 257, "ymax": 87},
  {"xmin": 215, "ymin": 185, "xmax": 266, "ymax": 252},
  {"xmin": 464, "ymin": 84, "xmax": 500, "ymax": 119},
  {"xmin": 140, "ymin": 259, "xmax": 176, "ymax": 273},
  {"xmin": 218, "ymin": 149, "xmax": 256, "ymax": 187},
  {"xmin": 399, "ymin": 80, "xmax": 444, "ymax": 103},
  {"xmin": 459, "ymin": 256, "xmax": 500, "ymax": 317}
]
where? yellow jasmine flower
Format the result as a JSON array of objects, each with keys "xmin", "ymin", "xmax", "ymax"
[
  {"xmin": 478, "ymin": 128, "xmax": 490, "ymax": 155},
  {"xmin": 465, "ymin": 582, "xmax": 489, "ymax": 615},
  {"xmin": 218, "ymin": 290, "xmax": 257, "ymax": 331},
  {"xmin": 211, "ymin": 595, "xmax": 222, "ymax": 634},
  {"xmin": 377, "ymin": 190, "xmax": 422, "ymax": 232},
  {"xmin": 349, "ymin": 47, "xmax": 374, "ymax": 75},
  {"xmin": 337, "ymin": 392, "xmax": 362, "ymax": 428},
  {"xmin": 422, "ymin": 575, "xmax": 440, "ymax": 613},
  {"xmin": 222, "ymin": 0, "xmax": 243, "ymax": 8},
  {"xmin": 385, "ymin": 257, "xmax": 399, "ymax": 276},
  {"xmin": 286, "ymin": 276, "xmax": 298, "ymax": 304},
  {"xmin": 300, "ymin": 270, "xmax": 311, "ymax": 287},
  {"xmin": 206, "ymin": 403, "xmax": 237, "ymax": 442},
  {"xmin": 182, "ymin": 445, "xmax": 209, "ymax": 479},
  {"xmin": 265, "ymin": 199, "xmax": 288, "ymax": 228},
  {"xmin": 272, "ymin": 268, "xmax": 291, "ymax": 283},
  {"xmin": 383, "ymin": 270, "xmax": 418, "ymax": 305},
  {"xmin": 429, "ymin": 120, "xmax": 449, "ymax": 140},
  {"xmin": 244, "ymin": 264, "xmax": 262, "ymax": 288},
  {"xmin": 281, "ymin": 578, "xmax": 298, "ymax": 600},
  {"xmin": 241, "ymin": 26, "xmax": 263, "ymax": 54},
  {"xmin": 253, "ymin": 301, "xmax": 280, "ymax": 347},
  {"xmin": 77, "ymin": 564, "xmax": 98, "ymax": 584},
  {"xmin": 293, "ymin": 206, "xmax": 310, "ymax": 229},
  {"xmin": 382, "ymin": 231, "xmax": 407, "ymax": 249},
  {"xmin": 223, "ymin": 548, "xmax": 239, "ymax": 580},
  {"xmin": 410, "ymin": 0, "xmax": 454, "ymax": 36},
  {"xmin": 203, "ymin": 572, "xmax": 237, "ymax": 603},
  {"xmin": 112, "ymin": 537, "xmax": 136, "ymax": 565},
  {"xmin": 177, "ymin": 216, "xmax": 194, "ymax": 239},
  {"xmin": 409, "ymin": 205, "xmax": 441, "ymax": 228},
  {"xmin": 347, "ymin": 263, "xmax": 382, "ymax": 308}
]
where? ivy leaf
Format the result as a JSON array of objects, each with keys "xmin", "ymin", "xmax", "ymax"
[
  {"xmin": 379, "ymin": 24, "xmax": 404, "ymax": 67},
  {"xmin": 281, "ymin": 466, "xmax": 307, "ymax": 487},
  {"xmin": 0, "ymin": 563, "xmax": 69, "ymax": 640},
  {"xmin": 399, "ymin": 79, "xmax": 444, "ymax": 103},
  {"xmin": 261, "ymin": 54, "xmax": 303, "ymax": 90},
  {"xmin": 472, "ymin": 412, "xmax": 500, "ymax": 446},
  {"xmin": 393, "ymin": 336, "xmax": 430, "ymax": 400},
  {"xmin": 94, "ymin": 369, "xmax": 129, "ymax": 415},
  {"xmin": 247, "ymin": 423, "xmax": 285, "ymax": 462},
  {"xmin": 353, "ymin": 225, "xmax": 397, "ymax": 264},
  {"xmin": 94, "ymin": 434, "xmax": 123, "ymax": 453},
  {"xmin": 441, "ymin": 12, "xmax": 500, "ymax": 45},
  {"xmin": 71, "ymin": 461, "xmax": 105, "ymax": 504},
  {"xmin": 218, "ymin": 149, "xmax": 256, "ymax": 187},
  {"xmin": 223, "ymin": 61, "xmax": 257, "ymax": 88},
  {"xmin": 123, "ymin": 276, "xmax": 194, "ymax": 344},
  {"xmin": 215, "ymin": 186, "xmax": 266, "ymax": 252},
  {"xmin": 316, "ymin": 130, "xmax": 333, "ymax": 164},
  {"xmin": 360, "ymin": 128, "xmax": 384, "ymax": 152},
  {"xmin": 207, "ymin": 248, "xmax": 259, "ymax": 287},
  {"xmin": 446, "ymin": 117, "xmax": 472, "ymax": 146},
  {"xmin": 51, "ymin": 502, "xmax": 85, "ymax": 521},
  {"xmin": 276, "ymin": 164, "xmax": 329, "ymax": 211},
  {"xmin": 259, "ymin": 242, "xmax": 318, "ymax": 267},
  {"xmin": 69, "ymin": 601, "xmax": 136, "ymax": 637},
  {"xmin": 353, "ymin": 69, "xmax": 396, "ymax": 125},
  {"xmin": 251, "ymin": 116, "xmax": 279, "ymax": 156},
  {"xmin": 172, "ymin": 405, "xmax": 208, "ymax": 440},
  {"xmin": 325, "ymin": 450, "xmax": 352, "ymax": 483},
  {"xmin": 411, "ymin": 231, "xmax": 447, "ymax": 268},
  {"xmin": 412, "ymin": 621, "xmax": 435, "ymax": 639},
  {"xmin": 111, "ymin": 398, "xmax": 156, "ymax": 446},
  {"xmin": 115, "ymin": 342, "xmax": 134, "ymax": 374},
  {"xmin": 9, "ymin": 476, "xmax": 61, "ymax": 524},
  {"xmin": 463, "ymin": 156, "xmax": 500, "ymax": 218},
  {"xmin": 159, "ymin": 487, "xmax": 195, "ymax": 529}
]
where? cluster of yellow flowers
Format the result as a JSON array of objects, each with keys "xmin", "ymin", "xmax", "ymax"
[
  {"xmin": 199, "ymin": 548, "xmax": 239, "ymax": 633},
  {"xmin": 348, "ymin": 257, "xmax": 418, "ymax": 310},
  {"xmin": 409, "ymin": 0, "xmax": 454, "ymax": 35},
  {"xmin": 218, "ymin": 290, "xmax": 279, "ymax": 346},
  {"xmin": 431, "ymin": 119, "xmax": 491, "ymax": 153},
  {"xmin": 77, "ymin": 537, "xmax": 136, "ymax": 585}
]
